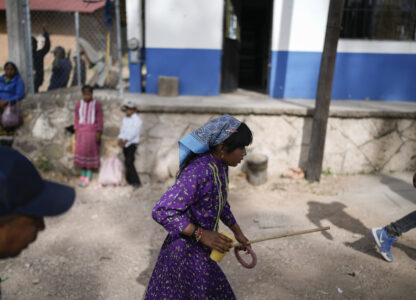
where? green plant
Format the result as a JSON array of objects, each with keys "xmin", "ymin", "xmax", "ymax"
[
  {"xmin": 35, "ymin": 154, "xmax": 53, "ymax": 172},
  {"xmin": 322, "ymin": 168, "xmax": 333, "ymax": 176},
  {"xmin": 271, "ymin": 182, "xmax": 286, "ymax": 191}
]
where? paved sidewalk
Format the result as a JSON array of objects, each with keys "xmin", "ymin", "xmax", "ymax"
[
  {"xmin": 29, "ymin": 87, "xmax": 416, "ymax": 118},
  {"xmin": 122, "ymin": 89, "xmax": 416, "ymax": 118}
]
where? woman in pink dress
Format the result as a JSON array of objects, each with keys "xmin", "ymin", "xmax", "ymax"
[{"xmin": 74, "ymin": 85, "xmax": 103, "ymax": 187}]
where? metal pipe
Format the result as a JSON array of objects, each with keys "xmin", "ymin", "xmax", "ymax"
[
  {"xmin": 115, "ymin": 0, "xmax": 123, "ymax": 97},
  {"xmin": 23, "ymin": 0, "xmax": 34, "ymax": 94},
  {"xmin": 75, "ymin": 12, "xmax": 82, "ymax": 87}
]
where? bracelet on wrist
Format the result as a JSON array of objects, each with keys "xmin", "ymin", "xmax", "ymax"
[
  {"xmin": 192, "ymin": 226, "xmax": 199, "ymax": 239},
  {"xmin": 195, "ymin": 227, "xmax": 203, "ymax": 242}
]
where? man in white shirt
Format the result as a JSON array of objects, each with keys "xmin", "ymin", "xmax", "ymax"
[{"xmin": 118, "ymin": 100, "xmax": 142, "ymax": 187}]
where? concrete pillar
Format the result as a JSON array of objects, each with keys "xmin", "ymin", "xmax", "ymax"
[
  {"xmin": 126, "ymin": 0, "xmax": 142, "ymax": 93},
  {"xmin": 6, "ymin": 0, "xmax": 33, "ymax": 93}
]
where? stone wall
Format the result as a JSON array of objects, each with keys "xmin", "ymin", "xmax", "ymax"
[{"xmin": 14, "ymin": 88, "xmax": 416, "ymax": 182}]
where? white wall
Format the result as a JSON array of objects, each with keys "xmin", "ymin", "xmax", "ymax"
[
  {"xmin": 145, "ymin": 0, "xmax": 224, "ymax": 49},
  {"xmin": 126, "ymin": 0, "xmax": 141, "ymax": 44},
  {"xmin": 338, "ymin": 40, "xmax": 416, "ymax": 54},
  {"xmin": 271, "ymin": 0, "xmax": 330, "ymax": 52},
  {"xmin": 271, "ymin": 0, "xmax": 416, "ymax": 54},
  {"xmin": 270, "ymin": 0, "xmax": 287, "ymax": 51}
]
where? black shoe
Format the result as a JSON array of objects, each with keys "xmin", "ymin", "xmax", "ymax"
[{"xmin": 131, "ymin": 183, "xmax": 142, "ymax": 189}]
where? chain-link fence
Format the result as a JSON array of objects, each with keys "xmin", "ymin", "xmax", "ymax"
[
  {"xmin": 0, "ymin": 10, "xmax": 9, "ymax": 68},
  {"xmin": 1, "ymin": 0, "xmax": 127, "ymax": 95}
]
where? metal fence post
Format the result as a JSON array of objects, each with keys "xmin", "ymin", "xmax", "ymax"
[
  {"xmin": 115, "ymin": 0, "xmax": 123, "ymax": 97},
  {"xmin": 75, "ymin": 11, "xmax": 81, "ymax": 87},
  {"xmin": 23, "ymin": 0, "xmax": 34, "ymax": 94}
]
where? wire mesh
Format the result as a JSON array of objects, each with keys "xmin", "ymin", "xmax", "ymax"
[
  {"xmin": 341, "ymin": 0, "xmax": 416, "ymax": 40},
  {"xmin": 28, "ymin": 3, "xmax": 125, "ymax": 93},
  {"xmin": 0, "ymin": 10, "xmax": 8, "ymax": 68}
]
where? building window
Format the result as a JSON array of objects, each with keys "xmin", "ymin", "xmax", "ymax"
[{"xmin": 341, "ymin": 0, "xmax": 416, "ymax": 40}]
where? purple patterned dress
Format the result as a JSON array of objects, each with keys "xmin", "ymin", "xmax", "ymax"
[{"xmin": 145, "ymin": 153, "xmax": 237, "ymax": 300}]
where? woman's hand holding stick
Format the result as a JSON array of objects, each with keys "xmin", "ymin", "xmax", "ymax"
[{"xmin": 230, "ymin": 223, "xmax": 249, "ymax": 250}]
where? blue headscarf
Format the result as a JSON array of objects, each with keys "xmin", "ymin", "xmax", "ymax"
[{"xmin": 179, "ymin": 114, "xmax": 241, "ymax": 168}]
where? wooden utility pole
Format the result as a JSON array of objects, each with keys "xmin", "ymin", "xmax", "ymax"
[{"xmin": 306, "ymin": 0, "xmax": 345, "ymax": 182}]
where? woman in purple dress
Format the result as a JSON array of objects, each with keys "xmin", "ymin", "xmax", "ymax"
[{"xmin": 145, "ymin": 115, "xmax": 253, "ymax": 299}]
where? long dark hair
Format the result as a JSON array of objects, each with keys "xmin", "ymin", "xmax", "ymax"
[
  {"xmin": 176, "ymin": 122, "xmax": 253, "ymax": 178},
  {"xmin": 222, "ymin": 122, "xmax": 252, "ymax": 153}
]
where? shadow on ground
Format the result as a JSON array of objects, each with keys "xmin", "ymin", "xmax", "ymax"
[
  {"xmin": 307, "ymin": 201, "xmax": 416, "ymax": 261},
  {"xmin": 0, "ymin": 238, "xmax": 103, "ymax": 300},
  {"xmin": 136, "ymin": 245, "xmax": 160, "ymax": 287},
  {"xmin": 381, "ymin": 174, "xmax": 416, "ymax": 205}
]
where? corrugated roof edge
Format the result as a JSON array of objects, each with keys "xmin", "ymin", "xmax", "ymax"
[{"xmin": 0, "ymin": 0, "xmax": 105, "ymax": 13}]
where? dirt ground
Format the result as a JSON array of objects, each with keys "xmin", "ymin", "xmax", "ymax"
[{"xmin": 1, "ymin": 172, "xmax": 415, "ymax": 300}]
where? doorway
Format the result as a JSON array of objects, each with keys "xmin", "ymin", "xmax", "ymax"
[{"xmin": 220, "ymin": 0, "xmax": 273, "ymax": 94}]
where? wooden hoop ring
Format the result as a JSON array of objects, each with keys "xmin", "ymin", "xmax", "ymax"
[{"xmin": 234, "ymin": 246, "xmax": 257, "ymax": 269}]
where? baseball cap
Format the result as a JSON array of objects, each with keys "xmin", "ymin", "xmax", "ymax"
[
  {"xmin": 0, "ymin": 147, "xmax": 75, "ymax": 217},
  {"xmin": 122, "ymin": 100, "xmax": 137, "ymax": 110}
]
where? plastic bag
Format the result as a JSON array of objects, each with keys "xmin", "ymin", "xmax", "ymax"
[
  {"xmin": 1, "ymin": 101, "xmax": 22, "ymax": 128},
  {"xmin": 98, "ymin": 155, "xmax": 123, "ymax": 186}
]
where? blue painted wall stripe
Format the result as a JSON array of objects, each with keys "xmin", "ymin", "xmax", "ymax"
[
  {"xmin": 145, "ymin": 48, "xmax": 222, "ymax": 96},
  {"xmin": 128, "ymin": 49, "xmax": 142, "ymax": 93},
  {"xmin": 269, "ymin": 50, "xmax": 416, "ymax": 102},
  {"xmin": 141, "ymin": 48, "xmax": 416, "ymax": 101}
]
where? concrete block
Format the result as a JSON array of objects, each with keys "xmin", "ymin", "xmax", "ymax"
[
  {"xmin": 158, "ymin": 76, "xmax": 179, "ymax": 97},
  {"xmin": 383, "ymin": 141, "xmax": 416, "ymax": 172},
  {"xmin": 401, "ymin": 123, "xmax": 416, "ymax": 140},
  {"xmin": 32, "ymin": 114, "xmax": 58, "ymax": 140},
  {"xmin": 360, "ymin": 131, "xmax": 403, "ymax": 168}
]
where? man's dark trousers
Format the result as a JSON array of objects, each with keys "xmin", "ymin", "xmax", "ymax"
[
  {"xmin": 123, "ymin": 144, "xmax": 141, "ymax": 186},
  {"xmin": 386, "ymin": 210, "xmax": 416, "ymax": 237}
]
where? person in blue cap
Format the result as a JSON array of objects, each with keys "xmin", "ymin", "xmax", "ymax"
[{"xmin": 0, "ymin": 147, "xmax": 75, "ymax": 259}]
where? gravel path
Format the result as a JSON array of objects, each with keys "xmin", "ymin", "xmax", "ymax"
[{"xmin": 1, "ymin": 172, "xmax": 415, "ymax": 299}]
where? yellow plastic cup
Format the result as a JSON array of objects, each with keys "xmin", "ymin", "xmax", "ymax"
[{"xmin": 209, "ymin": 232, "xmax": 234, "ymax": 263}]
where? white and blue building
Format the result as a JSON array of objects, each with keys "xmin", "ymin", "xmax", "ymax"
[{"xmin": 126, "ymin": 0, "xmax": 416, "ymax": 102}]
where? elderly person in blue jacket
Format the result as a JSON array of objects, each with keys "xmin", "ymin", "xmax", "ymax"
[{"xmin": 0, "ymin": 61, "xmax": 25, "ymax": 146}]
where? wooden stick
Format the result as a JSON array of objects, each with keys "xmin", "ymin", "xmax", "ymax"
[{"xmin": 232, "ymin": 226, "xmax": 330, "ymax": 248}]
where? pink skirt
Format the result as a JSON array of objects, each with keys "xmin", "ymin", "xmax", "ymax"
[{"xmin": 74, "ymin": 125, "xmax": 100, "ymax": 169}]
